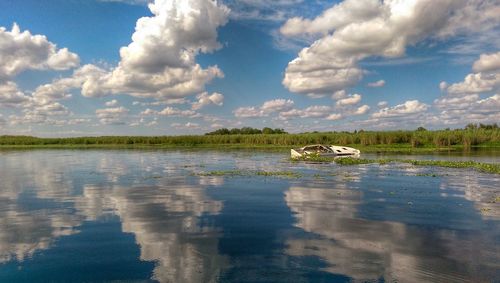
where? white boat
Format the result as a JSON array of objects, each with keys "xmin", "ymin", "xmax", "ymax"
[{"xmin": 291, "ymin": 144, "xmax": 360, "ymax": 159}]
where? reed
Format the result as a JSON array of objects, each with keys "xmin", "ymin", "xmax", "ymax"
[{"xmin": 1, "ymin": 127, "xmax": 499, "ymax": 149}]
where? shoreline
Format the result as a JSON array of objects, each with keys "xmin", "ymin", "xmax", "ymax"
[{"xmin": 0, "ymin": 143, "xmax": 499, "ymax": 153}]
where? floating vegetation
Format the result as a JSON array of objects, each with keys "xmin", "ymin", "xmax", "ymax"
[
  {"xmin": 196, "ymin": 170, "xmax": 301, "ymax": 178},
  {"xmin": 196, "ymin": 170, "xmax": 244, "ymax": 176},
  {"xmin": 331, "ymin": 158, "xmax": 500, "ymax": 175},
  {"xmin": 405, "ymin": 160, "xmax": 500, "ymax": 174},
  {"xmin": 415, "ymin": 173, "xmax": 438, "ymax": 177},
  {"xmin": 255, "ymin": 171, "xmax": 302, "ymax": 178},
  {"xmin": 334, "ymin": 158, "xmax": 377, "ymax": 165},
  {"xmin": 143, "ymin": 175, "xmax": 163, "ymax": 180}
]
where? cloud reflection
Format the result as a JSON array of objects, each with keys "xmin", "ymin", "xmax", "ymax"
[
  {"xmin": 284, "ymin": 182, "xmax": 499, "ymax": 282},
  {"xmin": 0, "ymin": 151, "xmax": 227, "ymax": 282}
]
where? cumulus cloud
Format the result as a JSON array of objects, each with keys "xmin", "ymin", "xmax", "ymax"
[
  {"xmin": 331, "ymin": 90, "xmax": 347, "ymax": 100},
  {"xmin": 90, "ymin": 0, "xmax": 229, "ymax": 99},
  {"xmin": 433, "ymin": 93, "xmax": 500, "ymax": 125},
  {"xmin": 280, "ymin": 105, "xmax": 332, "ymax": 119},
  {"xmin": 445, "ymin": 52, "xmax": 500, "ymax": 95},
  {"xmin": 96, "ymin": 106, "xmax": 129, "ymax": 125},
  {"xmin": 105, "ymin": 99, "xmax": 118, "ymax": 107},
  {"xmin": 233, "ymin": 98, "xmax": 295, "ymax": 118},
  {"xmin": 0, "ymin": 23, "xmax": 79, "ymax": 80},
  {"xmin": 439, "ymin": 81, "xmax": 448, "ymax": 91},
  {"xmin": 377, "ymin": 101, "xmax": 388, "ymax": 108},
  {"xmin": 0, "ymin": 81, "xmax": 31, "ymax": 107},
  {"xmin": 447, "ymin": 72, "xmax": 500, "ymax": 94},
  {"xmin": 33, "ymin": 0, "xmax": 229, "ymax": 101},
  {"xmin": 159, "ymin": 107, "xmax": 198, "ymax": 117},
  {"xmin": 191, "ymin": 92, "xmax": 224, "ymax": 110},
  {"xmin": 336, "ymin": 94, "xmax": 361, "ymax": 106},
  {"xmin": 233, "ymin": 106, "xmax": 265, "ymax": 118},
  {"xmin": 281, "ymin": 0, "xmax": 500, "ymax": 96},
  {"xmin": 261, "ymin": 99, "xmax": 294, "ymax": 113},
  {"xmin": 325, "ymin": 113, "xmax": 342, "ymax": 121},
  {"xmin": 367, "ymin": 79, "xmax": 385, "ymax": 88},
  {"xmin": 372, "ymin": 100, "xmax": 428, "ymax": 118},
  {"xmin": 472, "ymin": 51, "xmax": 500, "ymax": 72},
  {"xmin": 353, "ymin": 104, "xmax": 370, "ymax": 115},
  {"xmin": 171, "ymin": 122, "xmax": 200, "ymax": 129}
]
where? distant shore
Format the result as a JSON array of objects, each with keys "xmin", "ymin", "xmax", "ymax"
[{"xmin": 1, "ymin": 128, "xmax": 499, "ymax": 153}]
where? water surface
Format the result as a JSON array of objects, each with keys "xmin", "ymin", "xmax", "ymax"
[{"xmin": 0, "ymin": 150, "xmax": 499, "ymax": 282}]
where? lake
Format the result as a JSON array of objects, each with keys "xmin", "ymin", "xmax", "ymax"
[{"xmin": 0, "ymin": 150, "xmax": 499, "ymax": 282}]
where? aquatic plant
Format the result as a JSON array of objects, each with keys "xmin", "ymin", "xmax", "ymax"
[
  {"xmin": 196, "ymin": 170, "xmax": 301, "ymax": 178},
  {"xmin": 2, "ymin": 127, "xmax": 499, "ymax": 150},
  {"xmin": 332, "ymin": 158, "xmax": 500, "ymax": 175}
]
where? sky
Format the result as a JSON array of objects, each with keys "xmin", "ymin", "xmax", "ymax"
[{"xmin": 0, "ymin": 0, "xmax": 499, "ymax": 137}]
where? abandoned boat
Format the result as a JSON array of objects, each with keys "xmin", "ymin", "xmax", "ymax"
[{"xmin": 291, "ymin": 144, "xmax": 360, "ymax": 159}]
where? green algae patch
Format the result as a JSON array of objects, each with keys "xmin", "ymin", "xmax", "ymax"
[
  {"xmin": 405, "ymin": 160, "xmax": 500, "ymax": 174},
  {"xmin": 331, "ymin": 157, "xmax": 500, "ymax": 175},
  {"xmin": 195, "ymin": 170, "xmax": 302, "ymax": 178},
  {"xmin": 255, "ymin": 171, "xmax": 302, "ymax": 178},
  {"xmin": 196, "ymin": 170, "xmax": 244, "ymax": 176}
]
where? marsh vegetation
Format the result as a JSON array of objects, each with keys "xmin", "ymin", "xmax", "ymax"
[{"xmin": 1, "ymin": 125, "xmax": 499, "ymax": 152}]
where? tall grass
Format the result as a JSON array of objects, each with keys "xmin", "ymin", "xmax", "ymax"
[{"xmin": 1, "ymin": 128, "xmax": 499, "ymax": 148}]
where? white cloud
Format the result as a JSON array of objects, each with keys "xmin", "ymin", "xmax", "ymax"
[
  {"xmin": 261, "ymin": 99, "xmax": 294, "ymax": 113},
  {"xmin": 171, "ymin": 122, "xmax": 200, "ymax": 129},
  {"xmin": 233, "ymin": 106, "xmax": 265, "ymax": 118},
  {"xmin": 191, "ymin": 92, "xmax": 224, "ymax": 110},
  {"xmin": 280, "ymin": 105, "xmax": 332, "ymax": 119},
  {"xmin": 0, "ymin": 81, "xmax": 30, "ymax": 107},
  {"xmin": 472, "ymin": 51, "xmax": 500, "ymax": 73},
  {"xmin": 325, "ymin": 113, "xmax": 342, "ymax": 121},
  {"xmin": 281, "ymin": 0, "xmax": 500, "ymax": 96},
  {"xmin": 94, "ymin": 0, "xmax": 229, "ymax": 99},
  {"xmin": 444, "ymin": 51, "xmax": 500, "ymax": 95},
  {"xmin": 372, "ymin": 100, "xmax": 428, "ymax": 118},
  {"xmin": 434, "ymin": 94, "xmax": 479, "ymax": 110},
  {"xmin": 439, "ymin": 81, "xmax": 448, "ymax": 91},
  {"xmin": 40, "ymin": 0, "xmax": 229, "ymax": 101},
  {"xmin": 280, "ymin": 0, "xmax": 381, "ymax": 37},
  {"xmin": 447, "ymin": 72, "xmax": 500, "ymax": 94},
  {"xmin": 433, "ymin": 94, "xmax": 500, "ymax": 125},
  {"xmin": 234, "ymin": 98, "xmax": 295, "ymax": 117},
  {"xmin": 336, "ymin": 94, "xmax": 361, "ymax": 106},
  {"xmin": 96, "ymin": 106, "xmax": 129, "ymax": 125},
  {"xmin": 105, "ymin": 99, "xmax": 118, "ymax": 107},
  {"xmin": 331, "ymin": 90, "xmax": 347, "ymax": 100},
  {"xmin": 0, "ymin": 23, "xmax": 79, "ymax": 80},
  {"xmin": 353, "ymin": 104, "xmax": 370, "ymax": 115},
  {"xmin": 367, "ymin": 79, "xmax": 385, "ymax": 88},
  {"xmin": 377, "ymin": 101, "xmax": 388, "ymax": 108},
  {"xmin": 159, "ymin": 107, "xmax": 197, "ymax": 117}
]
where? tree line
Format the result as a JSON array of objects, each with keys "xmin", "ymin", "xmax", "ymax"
[{"xmin": 205, "ymin": 127, "xmax": 287, "ymax": 135}]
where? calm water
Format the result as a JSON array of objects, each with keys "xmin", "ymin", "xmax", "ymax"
[{"xmin": 0, "ymin": 150, "xmax": 499, "ymax": 282}]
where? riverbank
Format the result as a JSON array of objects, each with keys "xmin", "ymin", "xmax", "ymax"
[
  {"xmin": 1, "ymin": 143, "xmax": 499, "ymax": 153},
  {"xmin": 1, "ymin": 128, "xmax": 500, "ymax": 153}
]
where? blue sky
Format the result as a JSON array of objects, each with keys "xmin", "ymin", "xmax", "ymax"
[{"xmin": 0, "ymin": 0, "xmax": 499, "ymax": 136}]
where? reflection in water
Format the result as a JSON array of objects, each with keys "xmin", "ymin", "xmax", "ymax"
[
  {"xmin": 0, "ymin": 151, "xmax": 227, "ymax": 282},
  {"xmin": 110, "ymin": 184, "xmax": 227, "ymax": 283},
  {"xmin": 285, "ymin": 176, "xmax": 499, "ymax": 282},
  {"xmin": 0, "ymin": 150, "xmax": 499, "ymax": 282}
]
